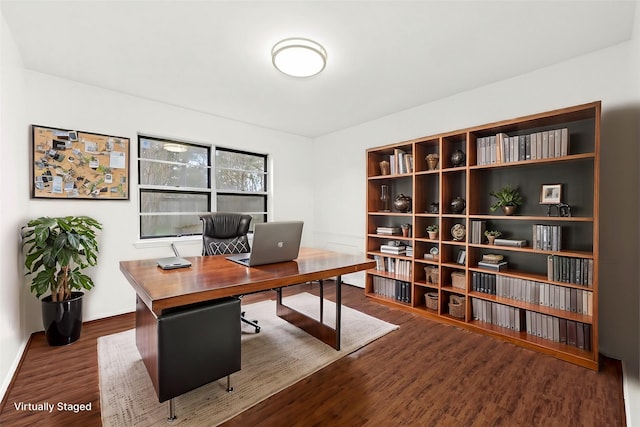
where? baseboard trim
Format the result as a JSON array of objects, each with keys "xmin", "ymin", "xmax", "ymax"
[
  {"xmin": 0, "ymin": 334, "xmax": 32, "ymax": 414},
  {"xmin": 622, "ymin": 360, "xmax": 640, "ymax": 427}
]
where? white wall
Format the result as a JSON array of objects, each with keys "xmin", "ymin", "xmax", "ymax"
[
  {"xmin": 0, "ymin": 15, "xmax": 316, "ymax": 401},
  {"xmin": 20, "ymin": 70, "xmax": 315, "ymax": 330},
  {"xmin": 627, "ymin": 3, "xmax": 640, "ymax": 425},
  {"xmin": 312, "ymin": 30, "xmax": 640, "ymax": 425},
  {"xmin": 0, "ymin": 10, "xmax": 29, "ymax": 403}
]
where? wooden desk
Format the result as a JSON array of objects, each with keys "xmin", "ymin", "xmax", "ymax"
[{"xmin": 119, "ymin": 247, "xmax": 375, "ymax": 417}]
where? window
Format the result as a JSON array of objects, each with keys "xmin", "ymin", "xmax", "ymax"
[
  {"xmin": 215, "ymin": 148, "xmax": 268, "ymax": 230},
  {"xmin": 138, "ymin": 137, "xmax": 268, "ymax": 239}
]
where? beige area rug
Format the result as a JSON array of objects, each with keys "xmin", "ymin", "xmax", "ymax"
[{"xmin": 98, "ymin": 293, "xmax": 398, "ymax": 426}]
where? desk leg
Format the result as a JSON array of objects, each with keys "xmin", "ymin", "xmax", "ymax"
[
  {"xmin": 335, "ymin": 276, "xmax": 341, "ymax": 350},
  {"xmin": 276, "ymin": 276, "xmax": 342, "ymax": 350},
  {"xmin": 319, "ymin": 279, "xmax": 324, "ymax": 323},
  {"xmin": 168, "ymin": 399, "xmax": 176, "ymax": 421}
]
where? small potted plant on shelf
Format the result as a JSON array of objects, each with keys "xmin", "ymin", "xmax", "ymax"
[
  {"xmin": 484, "ymin": 230, "xmax": 502, "ymax": 245},
  {"xmin": 426, "ymin": 224, "xmax": 438, "ymax": 240},
  {"xmin": 490, "ymin": 185, "xmax": 523, "ymax": 215},
  {"xmin": 21, "ymin": 216, "xmax": 102, "ymax": 346}
]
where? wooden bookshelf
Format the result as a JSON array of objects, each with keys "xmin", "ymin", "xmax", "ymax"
[{"xmin": 365, "ymin": 101, "xmax": 600, "ymax": 370}]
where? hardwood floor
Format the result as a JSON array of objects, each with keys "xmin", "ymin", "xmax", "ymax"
[{"xmin": 0, "ymin": 283, "xmax": 626, "ymax": 426}]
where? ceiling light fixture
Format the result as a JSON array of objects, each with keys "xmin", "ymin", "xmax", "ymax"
[
  {"xmin": 271, "ymin": 38, "xmax": 327, "ymax": 77},
  {"xmin": 163, "ymin": 143, "xmax": 187, "ymax": 153}
]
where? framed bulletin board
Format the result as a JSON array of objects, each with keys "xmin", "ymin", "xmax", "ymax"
[{"xmin": 31, "ymin": 125, "xmax": 130, "ymax": 200}]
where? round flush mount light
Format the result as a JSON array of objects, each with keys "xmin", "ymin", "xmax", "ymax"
[{"xmin": 271, "ymin": 38, "xmax": 327, "ymax": 77}]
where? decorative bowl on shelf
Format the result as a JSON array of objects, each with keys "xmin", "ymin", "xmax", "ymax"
[
  {"xmin": 393, "ymin": 194, "xmax": 412, "ymax": 213},
  {"xmin": 451, "ymin": 223, "xmax": 466, "ymax": 241},
  {"xmin": 450, "ymin": 196, "xmax": 466, "ymax": 214},
  {"xmin": 450, "ymin": 149, "xmax": 465, "ymax": 167}
]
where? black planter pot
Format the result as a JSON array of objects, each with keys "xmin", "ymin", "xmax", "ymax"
[{"xmin": 41, "ymin": 291, "xmax": 84, "ymax": 346}]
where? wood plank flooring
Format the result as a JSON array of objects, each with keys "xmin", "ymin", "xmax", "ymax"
[{"xmin": 0, "ymin": 283, "xmax": 626, "ymax": 426}]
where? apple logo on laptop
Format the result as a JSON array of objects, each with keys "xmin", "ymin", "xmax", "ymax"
[{"xmin": 278, "ymin": 241, "xmax": 284, "ymax": 248}]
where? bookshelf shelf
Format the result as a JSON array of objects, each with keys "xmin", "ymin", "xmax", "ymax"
[{"xmin": 365, "ymin": 101, "xmax": 600, "ymax": 370}]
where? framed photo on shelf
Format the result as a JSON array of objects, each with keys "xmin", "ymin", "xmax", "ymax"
[
  {"xmin": 540, "ymin": 184, "xmax": 561, "ymax": 204},
  {"xmin": 456, "ymin": 249, "xmax": 466, "ymax": 265}
]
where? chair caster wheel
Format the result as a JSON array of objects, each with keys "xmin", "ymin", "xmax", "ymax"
[{"xmin": 255, "ymin": 326, "xmax": 261, "ymax": 333}]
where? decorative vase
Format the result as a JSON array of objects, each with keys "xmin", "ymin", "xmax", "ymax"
[
  {"xmin": 425, "ymin": 154, "xmax": 439, "ymax": 171},
  {"xmin": 502, "ymin": 205, "xmax": 517, "ymax": 216},
  {"xmin": 487, "ymin": 235, "xmax": 496, "ymax": 245},
  {"xmin": 379, "ymin": 160, "xmax": 390, "ymax": 175},
  {"xmin": 401, "ymin": 224, "xmax": 411, "ymax": 237},
  {"xmin": 450, "ymin": 196, "xmax": 466, "ymax": 214},
  {"xmin": 380, "ymin": 185, "xmax": 390, "ymax": 212},
  {"xmin": 41, "ymin": 291, "xmax": 84, "ymax": 346},
  {"xmin": 450, "ymin": 149, "xmax": 465, "ymax": 167},
  {"xmin": 393, "ymin": 194, "xmax": 412, "ymax": 213}
]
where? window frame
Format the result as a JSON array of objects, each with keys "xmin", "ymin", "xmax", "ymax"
[
  {"xmin": 214, "ymin": 146, "xmax": 269, "ymax": 226},
  {"xmin": 137, "ymin": 136, "xmax": 269, "ymax": 240}
]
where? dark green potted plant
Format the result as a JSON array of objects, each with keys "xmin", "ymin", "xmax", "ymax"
[
  {"xmin": 489, "ymin": 185, "xmax": 523, "ymax": 215},
  {"xmin": 22, "ymin": 216, "xmax": 102, "ymax": 346}
]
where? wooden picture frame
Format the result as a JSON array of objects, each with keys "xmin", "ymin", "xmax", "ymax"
[
  {"xmin": 540, "ymin": 184, "xmax": 562, "ymax": 204},
  {"xmin": 31, "ymin": 125, "xmax": 130, "ymax": 200}
]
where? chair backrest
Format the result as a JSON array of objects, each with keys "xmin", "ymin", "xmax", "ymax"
[{"xmin": 200, "ymin": 213, "xmax": 252, "ymax": 255}]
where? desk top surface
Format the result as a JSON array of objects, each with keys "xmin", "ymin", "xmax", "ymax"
[{"xmin": 120, "ymin": 247, "xmax": 375, "ymax": 315}]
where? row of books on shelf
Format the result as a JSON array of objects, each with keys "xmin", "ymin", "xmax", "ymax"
[
  {"xmin": 372, "ymin": 255, "xmax": 412, "ymax": 276},
  {"xmin": 476, "ymin": 128, "xmax": 569, "ymax": 165},
  {"xmin": 389, "ymin": 149, "xmax": 414, "ymax": 175},
  {"xmin": 469, "ymin": 220, "xmax": 487, "ymax": 244},
  {"xmin": 472, "ymin": 272, "xmax": 594, "ymax": 315},
  {"xmin": 547, "ymin": 255, "xmax": 593, "ymax": 286},
  {"xmin": 533, "ymin": 224, "xmax": 562, "ymax": 251},
  {"xmin": 471, "ymin": 298, "xmax": 525, "ymax": 331},
  {"xmin": 471, "ymin": 298, "xmax": 593, "ymax": 350},
  {"xmin": 526, "ymin": 312, "xmax": 592, "ymax": 351},
  {"xmin": 371, "ymin": 276, "xmax": 412, "ymax": 303}
]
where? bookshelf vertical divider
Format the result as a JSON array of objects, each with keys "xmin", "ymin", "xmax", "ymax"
[{"xmin": 365, "ymin": 102, "xmax": 600, "ymax": 370}]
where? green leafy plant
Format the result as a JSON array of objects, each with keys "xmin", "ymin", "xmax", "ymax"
[
  {"xmin": 22, "ymin": 216, "xmax": 102, "ymax": 301},
  {"xmin": 425, "ymin": 224, "xmax": 438, "ymax": 232},
  {"xmin": 489, "ymin": 185, "xmax": 523, "ymax": 212},
  {"xmin": 484, "ymin": 230, "xmax": 502, "ymax": 237}
]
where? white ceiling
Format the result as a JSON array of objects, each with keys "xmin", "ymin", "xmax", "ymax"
[{"xmin": 1, "ymin": 1, "xmax": 636, "ymax": 138}]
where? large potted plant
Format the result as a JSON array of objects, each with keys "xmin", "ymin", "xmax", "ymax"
[{"xmin": 22, "ymin": 216, "xmax": 102, "ymax": 346}]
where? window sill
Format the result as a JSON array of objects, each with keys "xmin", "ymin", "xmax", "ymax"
[{"xmin": 132, "ymin": 235, "xmax": 202, "ymax": 249}]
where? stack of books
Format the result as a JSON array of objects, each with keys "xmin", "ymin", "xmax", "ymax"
[
  {"xmin": 477, "ymin": 254, "xmax": 508, "ymax": 271},
  {"xmin": 380, "ymin": 243, "xmax": 406, "ymax": 255},
  {"xmin": 376, "ymin": 226, "xmax": 401, "ymax": 236},
  {"xmin": 494, "ymin": 238, "xmax": 527, "ymax": 248}
]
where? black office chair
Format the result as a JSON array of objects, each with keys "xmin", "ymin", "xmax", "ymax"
[{"xmin": 200, "ymin": 212, "xmax": 261, "ymax": 333}]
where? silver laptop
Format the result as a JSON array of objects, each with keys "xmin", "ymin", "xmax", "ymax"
[
  {"xmin": 226, "ymin": 221, "xmax": 303, "ymax": 267},
  {"xmin": 156, "ymin": 256, "xmax": 192, "ymax": 270}
]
